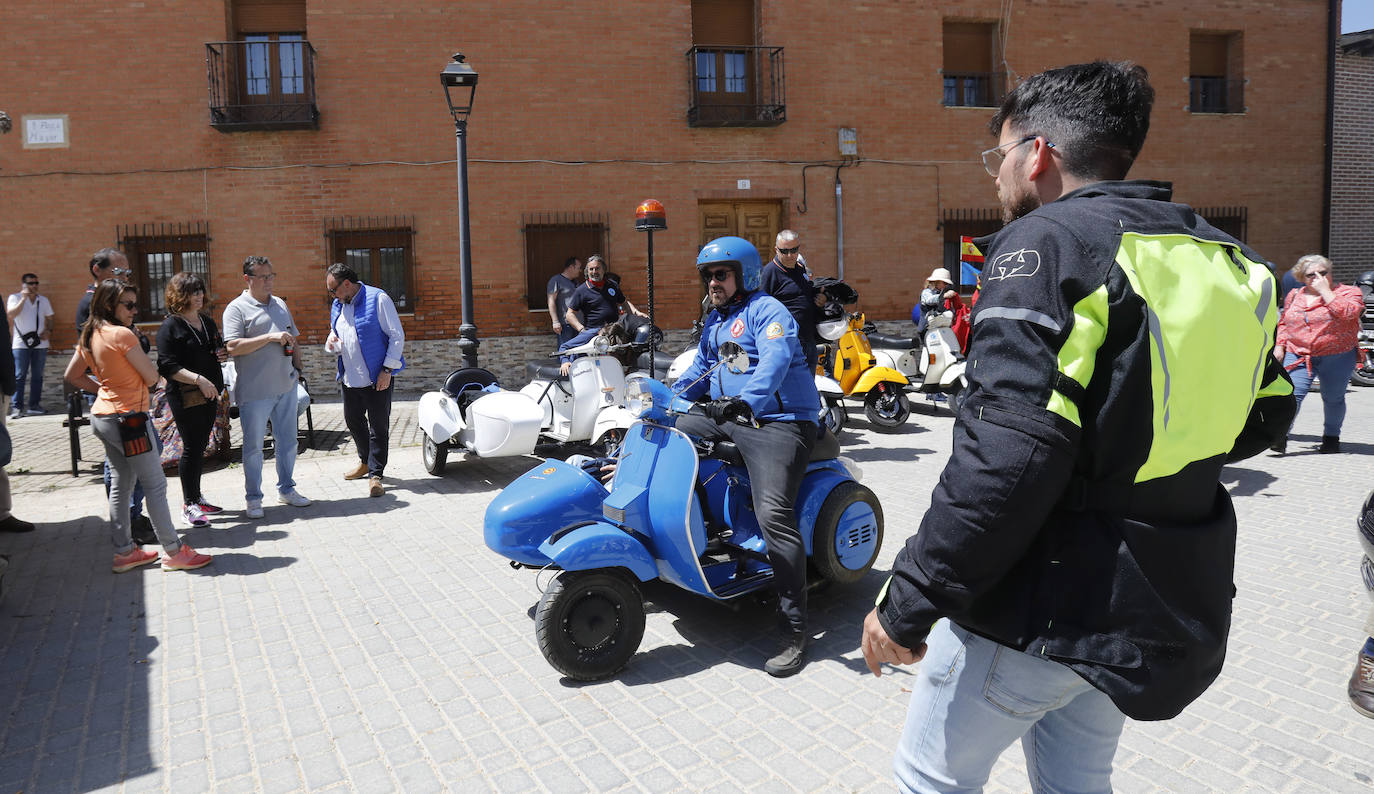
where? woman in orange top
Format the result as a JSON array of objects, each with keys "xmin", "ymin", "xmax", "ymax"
[{"xmin": 64, "ymin": 280, "xmax": 212, "ymax": 573}]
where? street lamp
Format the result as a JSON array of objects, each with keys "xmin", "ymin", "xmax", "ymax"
[
  {"xmin": 440, "ymin": 53, "xmax": 480, "ymax": 368},
  {"xmin": 634, "ymin": 199, "xmax": 666, "ymax": 375}
]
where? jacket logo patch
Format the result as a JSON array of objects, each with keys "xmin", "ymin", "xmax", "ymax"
[
  {"xmin": 730, "ymin": 318, "xmax": 745, "ymax": 338},
  {"xmin": 608, "ymin": 288, "xmax": 618, "ymax": 298},
  {"xmin": 765, "ymin": 322, "xmax": 784, "ymax": 340},
  {"xmin": 987, "ymin": 248, "xmax": 1041, "ymax": 282}
]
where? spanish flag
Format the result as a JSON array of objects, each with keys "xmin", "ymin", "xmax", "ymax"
[{"xmin": 959, "ymin": 236, "xmax": 984, "ymax": 264}]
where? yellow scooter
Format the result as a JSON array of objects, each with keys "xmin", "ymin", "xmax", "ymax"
[{"xmin": 816, "ymin": 309, "xmax": 912, "ymax": 432}]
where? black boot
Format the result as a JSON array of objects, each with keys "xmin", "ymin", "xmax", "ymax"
[
  {"xmin": 1320, "ymin": 435, "xmax": 1341, "ymax": 454},
  {"xmin": 1269, "ymin": 437, "xmax": 1287, "ymax": 455},
  {"xmin": 0, "ymin": 515, "xmax": 35, "ymax": 533},
  {"xmin": 765, "ymin": 629, "xmax": 808, "ymax": 677},
  {"xmin": 131, "ymin": 515, "xmax": 158, "ymax": 545},
  {"xmin": 1349, "ymin": 639, "xmax": 1374, "ymax": 719}
]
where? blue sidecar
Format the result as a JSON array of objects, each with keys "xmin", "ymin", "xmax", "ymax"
[{"xmin": 483, "ymin": 373, "xmax": 884, "ymax": 681}]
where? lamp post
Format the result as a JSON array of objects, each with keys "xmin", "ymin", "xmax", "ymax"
[
  {"xmin": 440, "ymin": 53, "xmax": 480, "ymax": 368},
  {"xmin": 634, "ymin": 200, "xmax": 666, "ymax": 375}
]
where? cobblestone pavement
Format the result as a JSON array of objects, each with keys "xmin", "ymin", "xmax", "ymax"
[{"xmin": 2, "ymin": 385, "xmax": 1374, "ymax": 792}]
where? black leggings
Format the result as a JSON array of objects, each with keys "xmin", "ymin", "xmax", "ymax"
[{"xmin": 170, "ymin": 399, "xmax": 217, "ymax": 505}]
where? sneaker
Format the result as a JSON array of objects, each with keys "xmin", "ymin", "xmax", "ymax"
[
  {"xmin": 194, "ymin": 499, "xmax": 224, "ymax": 514},
  {"xmin": 130, "ymin": 515, "xmax": 158, "ymax": 545},
  {"xmin": 24, "ymin": 407, "xmax": 44, "ymax": 416},
  {"xmin": 245, "ymin": 499, "xmax": 264, "ymax": 519},
  {"xmin": 162, "ymin": 544, "xmax": 212, "ymax": 571},
  {"xmin": 6, "ymin": 410, "xmax": 18, "ymax": 420},
  {"xmin": 1349, "ymin": 638, "xmax": 1374, "ymax": 719},
  {"xmin": 182, "ymin": 504, "xmax": 210, "ymax": 528},
  {"xmin": 764, "ymin": 630, "xmax": 809, "ymax": 678},
  {"xmin": 369, "ymin": 476, "xmax": 384, "ymax": 498},
  {"xmin": 343, "ymin": 462, "xmax": 369, "ymax": 480},
  {"xmin": 277, "ymin": 489, "xmax": 312, "ymax": 508},
  {"xmin": 112, "ymin": 547, "xmax": 160, "ymax": 573},
  {"xmin": 0, "ymin": 515, "xmax": 36, "ymax": 534}
]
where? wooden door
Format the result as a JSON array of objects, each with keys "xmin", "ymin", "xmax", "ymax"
[{"xmin": 697, "ymin": 201, "xmax": 781, "ymax": 265}]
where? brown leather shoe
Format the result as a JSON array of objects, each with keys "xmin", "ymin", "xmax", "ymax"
[
  {"xmin": 369, "ymin": 476, "xmax": 384, "ymax": 498},
  {"xmin": 343, "ymin": 462, "xmax": 369, "ymax": 480},
  {"xmin": 1350, "ymin": 643, "xmax": 1374, "ymax": 719}
]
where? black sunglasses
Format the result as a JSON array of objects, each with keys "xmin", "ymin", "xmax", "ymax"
[
  {"xmin": 776, "ymin": 246, "xmax": 800, "ymax": 255},
  {"xmin": 702, "ymin": 268, "xmax": 733, "ymax": 283},
  {"xmin": 23, "ymin": 281, "xmax": 38, "ymax": 286}
]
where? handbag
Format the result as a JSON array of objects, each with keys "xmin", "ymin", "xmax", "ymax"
[
  {"xmin": 179, "ymin": 380, "xmax": 208, "ymax": 408},
  {"xmin": 19, "ymin": 331, "xmax": 40, "ymax": 349},
  {"xmin": 117, "ymin": 412, "xmax": 153, "ymax": 457}
]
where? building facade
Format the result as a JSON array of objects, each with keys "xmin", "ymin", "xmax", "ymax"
[
  {"xmin": 0, "ymin": 0, "xmax": 1335, "ymax": 390},
  {"xmin": 1332, "ymin": 29, "xmax": 1374, "ymax": 282}
]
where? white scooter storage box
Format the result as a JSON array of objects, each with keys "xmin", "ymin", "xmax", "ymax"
[{"xmin": 468, "ymin": 392, "xmax": 544, "ymax": 457}]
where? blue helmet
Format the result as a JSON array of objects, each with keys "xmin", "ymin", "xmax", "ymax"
[{"xmin": 696, "ymin": 236, "xmax": 761, "ymax": 292}]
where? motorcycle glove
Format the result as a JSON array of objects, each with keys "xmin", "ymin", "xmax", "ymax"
[{"xmin": 704, "ymin": 397, "xmax": 753, "ymax": 424}]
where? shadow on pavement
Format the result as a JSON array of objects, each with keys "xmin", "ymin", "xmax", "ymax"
[{"xmin": 1221, "ymin": 466, "xmax": 1279, "ymax": 498}]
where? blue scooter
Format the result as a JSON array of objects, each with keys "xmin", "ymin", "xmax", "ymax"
[{"xmin": 484, "ymin": 342, "xmax": 884, "ymax": 680}]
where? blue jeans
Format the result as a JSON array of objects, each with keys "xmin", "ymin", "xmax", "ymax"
[
  {"xmin": 1284, "ymin": 349, "xmax": 1357, "ymax": 437},
  {"xmin": 239, "ymin": 387, "xmax": 298, "ymax": 502},
  {"xmin": 558, "ymin": 327, "xmax": 599, "ymax": 363},
  {"xmin": 894, "ymin": 620, "xmax": 1125, "ymax": 793},
  {"xmin": 13, "ymin": 347, "xmax": 46, "ymax": 411}
]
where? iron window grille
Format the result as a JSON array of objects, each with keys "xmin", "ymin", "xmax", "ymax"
[
  {"xmin": 942, "ymin": 72, "xmax": 1005, "ymax": 108},
  {"xmin": 686, "ymin": 45, "xmax": 785, "ymax": 127},
  {"xmin": 206, "ymin": 39, "xmax": 319, "ymax": 131},
  {"xmin": 521, "ymin": 212, "xmax": 611, "ymax": 311},
  {"xmin": 940, "ymin": 208, "xmax": 1004, "ymax": 290},
  {"xmin": 1188, "ymin": 77, "xmax": 1245, "ymax": 114},
  {"xmin": 324, "ymin": 217, "xmax": 417, "ymax": 311},
  {"xmin": 1197, "ymin": 206, "xmax": 1248, "ymax": 242},
  {"xmin": 116, "ymin": 222, "xmax": 212, "ymax": 317}
]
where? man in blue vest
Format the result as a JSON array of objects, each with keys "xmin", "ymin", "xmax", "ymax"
[{"xmin": 325, "ymin": 263, "xmax": 405, "ymax": 498}]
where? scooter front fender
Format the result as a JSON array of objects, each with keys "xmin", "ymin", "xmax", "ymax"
[
  {"xmin": 418, "ymin": 390, "xmax": 463, "ymax": 443},
  {"xmin": 939, "ymin": 361, "xmax": 967, "ymax": 390},
  {"xmin": 853, "ymin": 366, "xmax": 909, "ymax": 395},
  {"xmin": 592, "ymin": 406, "xmax": 636, "ymax": 447},
  {"xmin": 539, "ymin": 521, "xmax": 657, "ymax": 582}
]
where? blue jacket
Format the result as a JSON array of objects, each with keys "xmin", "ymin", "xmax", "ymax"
[
  {"xmin": 330, "ymin": 282, "xmax": 404, "ymax": 383},
  {"xmin": 675, "ymin": 291, "xmax": 819, "ymax": 423}
]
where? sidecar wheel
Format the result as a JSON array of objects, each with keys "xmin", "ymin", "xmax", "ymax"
[
  {"xmin": 422, "ymin": 432, "xmax": 449, "ymax": 475},
  {"xmin": 536, "ymin": 570, "xmax": 645, "ymax": 681},
  {"xmin": 822, "ymin": 394, "xmax": 847, "ymax": 436},
  {"xmin": 811, "ymin": 481, "xmax": 884, "ymax": 585},
  {"xmin": 946, "ymin": 378, "xmax": 965, "ymax": 416},
  {"xmin": 1352, "ymin": 349, "xmax": 1374, "ymax": 387},
  {"xmin": 863, "ymin": 386, "xmax": 910, "ymax": 432}
]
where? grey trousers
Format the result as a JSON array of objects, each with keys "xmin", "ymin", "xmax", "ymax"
[{"xmin": 90, "ymin": 414, "xmax": 182, "ymax": 556}]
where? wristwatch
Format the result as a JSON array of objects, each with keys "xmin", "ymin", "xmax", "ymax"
[{"xmin": 382, "ymin": 366, "xmax": 393, "ymax": 374}]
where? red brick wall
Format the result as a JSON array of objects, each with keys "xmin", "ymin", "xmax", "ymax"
[
  {"xmin": 1332, "ymin": 48, "xmax": 1374, "ymax": 283},
  {"xmin": 0, "ymin": 0, "xmax": 1332, "ymax": 355}
]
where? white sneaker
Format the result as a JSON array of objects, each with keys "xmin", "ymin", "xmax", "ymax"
[
  {"xmin": 245, "ymin": 499, "xmax": 264, "ymax": 519},
  {"xmin": 277, "ymin": 490, "xmax": 312, "ymax": 508},
  {"xmin": 182, "ymin": 504, "xmax": 210, "ymax": 528}
]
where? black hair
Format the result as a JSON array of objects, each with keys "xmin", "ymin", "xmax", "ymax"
[
  {"xmin": 326, "ymin": 262, "xmax": 359, "ymax": 284},
  {"xmin": 21, "ymin": 273, "xmax": 37, "ymax": 283},
  {"xmin": 563, "ymin": 256, "xmax": 581, "ymax": 271},
  {"xmin": 89, "ymin": 247, "xmax": 124, "ymax": 278},
  {"xmin": 243, "ymin": 255, "xmax": 271, "ymax": 276},
  {"xmin": 990, "ymin": 60, "xmax": 1154, "ymax": 181}
]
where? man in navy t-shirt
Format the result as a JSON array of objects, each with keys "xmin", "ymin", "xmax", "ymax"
[
  {"xmin": 759, "ymin": 230, "xmax": 823, "ymax": 371},
  {"xmin": 560, "ymin": 255, "xmax": 646, "ymax": 362}
]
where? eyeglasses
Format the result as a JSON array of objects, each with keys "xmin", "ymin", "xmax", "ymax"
[
  {"xmin": 22, "ymin": 281, "xmax": 38, "ymax": 286},
  {"xmin": 702, "ymin": 268, "xmax": 733, "ymax": 283},
  {"xmin": 1306, "ymin": 270, "xmax": 1330, "ymax": 278},
  {"xmin": 109, "ymin": 267, "xmax": 131, "ymax": 278},
  {"xmin": 327, "ymin": 282, "xmax": 349, "ymax": 296},
  {"xmin": 981, "ymin": 135, "xmax": 1052, "ymax": 177},
  {"xmin": 248, "ymin": 273, "xmax": 276, "ymax": 281},
  {"xmin": 118, "ymin": 300, "xmax": 138, "ymax": 310},
  {"xmin": 777, "ymin": 246, "xmax": 800, "ymax": 255}
]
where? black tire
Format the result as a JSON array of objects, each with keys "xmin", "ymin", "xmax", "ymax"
[
  {"xmin": 946, "ymin": 378, "xmax": 965, "ymax": 416},
  {"xmin": 1352, "ymin": 349, "xmax": 1374, "ymax": 387},
  {"xmin": 811, "ymin": 481, "xmax": 884, "ymax": 585},
  {"xmin": 597, "ymin": 428, "xmax": 626, "ymax": 457},
  {"xmin": 536, "ymin": 570, "xmax": 646, "ymax": 681},
  {"xmin": 822, "ymin": 394, "xmax": 847, "ymax": 435},
  {"xmin": 422, "ymin": 432, "xmax": 449, "ymax": 475},
  {"xmin": 863, "ymin": 386, "xmax": 911, "ymax": 432}
]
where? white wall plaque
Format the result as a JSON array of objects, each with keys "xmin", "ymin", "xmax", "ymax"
[
  {"xmin": 23, "ymin": 115, "xmax": 69, "ymax": 149},
  {"xmin": 737, "ymin": 179, "xmax": 751, "ymax": 190}
]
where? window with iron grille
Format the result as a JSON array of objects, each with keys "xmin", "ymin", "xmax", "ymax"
[
  {"xmin": 941, "ymin": 209, "xmax": 1003, "ymax": 291},
  {"xmin": 116, "ymin": 222, "xmax": 211, "ymax": 317},
  {"xmin": 522, "ymin": 213, "xmax": 609, "ymax": 311},
  {"xmin": 1189, "ymin": 31, "xmax": 1245, "ymax": 114},
  {"xmin": 1197, "ymin": 206, "xmax": 1248, "ymax": 243},
  {"xmin": 943, "ymin": 22, "xmax": 1003, "ymax": 108},
  {"xmin": 324, "ymin": 217, "xmax": 416, "ymax": 311}
]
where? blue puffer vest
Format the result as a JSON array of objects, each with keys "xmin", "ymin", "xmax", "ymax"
[{"xmin": 330, "ymin": 282, "xmax": 405, "ymax": 383}]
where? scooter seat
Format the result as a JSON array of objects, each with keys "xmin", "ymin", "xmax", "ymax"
[
  {"xmin": 524, "ymin": 360, "xmax": 568, "ymax": 382},
  {"xmin": 868, "ymin": 331, "xmax": 919, "ymax": 350},
  {"xmin": 705, "ymin": 426, "xmax": 841, "ymax": 467},
  {"xmin": 634, "ymin": 351, "xmax": 673, "ymax": 380}
]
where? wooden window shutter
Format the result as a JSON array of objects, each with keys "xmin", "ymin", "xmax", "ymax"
[
  {"xmin": 691, "ymin": 0, "xmax": 754, "ymax": 46},
  {"xmin": 234, "ymin": 0, "xmax": 306, "ymax": 35}
]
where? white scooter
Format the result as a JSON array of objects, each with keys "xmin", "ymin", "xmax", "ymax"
[
  {"xmin": 418, "ymin": 334, "xmax": 638, "ymax": 475},
  {"xmin": 869, "ymin": 311, "xmax": 969, "ymax": 414}
]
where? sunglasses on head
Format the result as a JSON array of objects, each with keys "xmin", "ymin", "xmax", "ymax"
[{"xmin": 702, "ymin": 268, "xmax": 733, "ymax": 283}]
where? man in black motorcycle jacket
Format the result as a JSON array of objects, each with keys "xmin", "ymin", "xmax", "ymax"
[{"xmin": 860, "ymin": 61, "xmax": 1295, "ymax": 792}]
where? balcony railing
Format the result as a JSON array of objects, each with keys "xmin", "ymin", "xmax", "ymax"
[
  {"xmin": 942, "ymin": 72, "xmax": 1005, "ymax": 108},
  {"xmin": 206, "ymin": 40, "xmax": 319, "ymax": 131},
  {"xmin": 1188, "ymin": 76, "xmax": 1245, "ymax": 114},
  {"xmin": 686, "ymin": 45, "xmax": 785, "ymax": 127}
]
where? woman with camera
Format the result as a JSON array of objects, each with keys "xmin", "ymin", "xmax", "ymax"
[
  {"xmin": 156, "ymin": 272, "xmax": 228, "ymax": 528},
  {"xmin": 63, "ymin": 279, "xmax": 211, "ymax": 572}
]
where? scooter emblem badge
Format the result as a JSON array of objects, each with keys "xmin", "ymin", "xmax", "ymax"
[{"xmin": 542, "ymin": 467, "xmax": 557, "ymax": 475}]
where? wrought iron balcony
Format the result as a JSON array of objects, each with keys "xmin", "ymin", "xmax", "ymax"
[
  {"xmin": 206, "ymin": 39, "xmax": 319, "ymax": 131},
  {"xmin": 1188, "ymin": 76, "xmax": 1245, "ymax": 114},
  {"xmin": 942, "ymin": 72, "xmax": 1005, "ymax": 108},
  {"xmin": 686, "ymin": 45, "xmax": 785, "ymax": 127}
]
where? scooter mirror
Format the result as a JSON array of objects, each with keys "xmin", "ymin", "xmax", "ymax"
[{"xmin": 718, "ymin": 341, "xmax": 749, "ymax": 374}]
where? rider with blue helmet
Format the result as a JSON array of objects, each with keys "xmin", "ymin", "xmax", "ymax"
[{"xmin": 674, "ymin": 236, "xmax": 821, "ymax": 677}]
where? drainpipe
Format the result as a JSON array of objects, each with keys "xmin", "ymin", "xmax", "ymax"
[
  {"xmin": 1322, "ymin": 0, "xmax": 1338, "ymax": 255},
  {"xmin": 835, "ymin": 165, "xmax": 845, "ymax": 281}
]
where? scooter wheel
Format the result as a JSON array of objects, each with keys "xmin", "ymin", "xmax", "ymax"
[
  {"xmin": 863, "ymin": 387, "xmax": 911, "ymax": 432},
  {"xmin": 536, "ymin": 570, "xmax": 646, "ymax": 681},
  {"xmin": 946, "ymin": 378, "xmax": 965, "ymax": 416},
  {"xmin": 822, "ymin": 394, "xmax": 847, "ymax": 436},
  {"xmin": 422, "ymin": 432, "xmax": 449, "ymax": 475},
  {"xmin": 811, "ymin": 481, "xmax": 884, "ymax": 585},
  {"xmin": 1352, "ymin": 348, "xmax": 1374, "ymax": 387}
]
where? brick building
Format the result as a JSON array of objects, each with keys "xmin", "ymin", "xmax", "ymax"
[
  {"xmin": 1332, "ymin": 28, "xmax": 1374, "ymax": 282},
  {"xmin": 0, "ymin": 0, "xmax": 1336, "ymax": 392}
]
